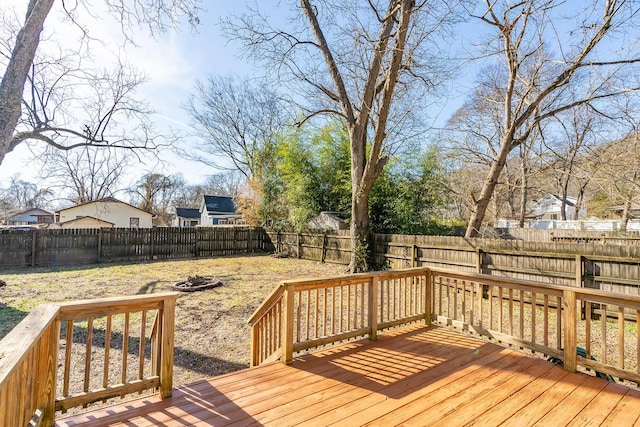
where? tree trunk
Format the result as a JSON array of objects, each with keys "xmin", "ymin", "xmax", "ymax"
[
  {"xmin": 466, "ymin": 138, "xmax": 511, "ymax": 237},
  {"xmin": 0, "ymin": 0, "xmax": 54, "ymax": 166},
  {"xmin": 621, "ymin": 197, "xmax": 632, "ymax": 232}
]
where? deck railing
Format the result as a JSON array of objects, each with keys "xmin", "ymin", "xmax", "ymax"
[
  {"xmin": 250, "ymin": 266, "xmax": 640, "ymax": 385},
  {"xmin": 248, "ymin": 268, "xmax": 430, "ymax": 366},
  {"xmin": 0, "ymin": 292, "xmax": 178, "ymax": 426}
]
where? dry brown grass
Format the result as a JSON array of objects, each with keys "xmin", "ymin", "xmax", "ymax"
[{"xmin": 0, "ymin": 255, "xmax": 345, "ymax": 389}]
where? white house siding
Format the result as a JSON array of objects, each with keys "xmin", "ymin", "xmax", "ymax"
[{"xmin": 58, "ymin": 201, "xmax": 153, "ymax": 228}]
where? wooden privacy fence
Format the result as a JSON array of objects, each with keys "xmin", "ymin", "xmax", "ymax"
[
  {"xmin": 0, "ymin": 292, "xmax": 178, "ymax": 426},
  {"xmin": 249, "ymin": 266, "xmax": 640, "ymax": 388},
  {"xmin": 269, "ymin": 231, "xmax": 640, "ymax": 301},
  {"xmin": 0, "ymin": 226, "xmax": 266, "ymax": 268}
]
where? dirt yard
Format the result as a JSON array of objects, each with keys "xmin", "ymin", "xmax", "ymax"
[{"xmin": 0, "ymin": 255, "xmax": 345, "ymax": 388}]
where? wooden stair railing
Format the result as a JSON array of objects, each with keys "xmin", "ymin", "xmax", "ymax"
[
  {"xmin": 0, "ymin": 292, "xmax": 178, "ymax": 426},
  {"xmin": 249, "ymin": 268, "xmax": 431, "ymax": 366}
]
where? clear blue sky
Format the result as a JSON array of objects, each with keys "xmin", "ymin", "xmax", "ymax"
[{"xmin": 0, "ymin": 1, "xmax": 469, "ymax": 191}]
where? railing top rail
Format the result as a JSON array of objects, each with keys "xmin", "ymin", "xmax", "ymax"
[
  {"xmin": 0, "ymin": 304, "xmax": 59, "ymax": 388},
  {"xmin": 429, "ymin": 266, "xmax": 640, "ymax": 307},
  {"xmin": 56, "ymin": 292, "xmax": 179, "ymax": 320},
  {"xmin": 281, "ymin": 267, "xmax": 429, "ymax": 289},
  {"xmin": 248, "ymin": 285, "xmax": 285, "ymax": 325}
]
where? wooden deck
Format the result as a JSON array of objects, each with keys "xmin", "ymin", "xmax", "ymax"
[{"xmin": 56, "ymin": 324, "xmax": 640, "ymax": 426}]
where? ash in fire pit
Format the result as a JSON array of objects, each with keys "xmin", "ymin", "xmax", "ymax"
[{"xmin": 172, "ymin": 275, "xmax": 222, "ymax": 292}]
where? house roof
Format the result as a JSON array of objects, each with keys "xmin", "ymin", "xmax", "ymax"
[
  {"xmin": 176, "ymin": 208, "xmax": 201, "ymax": 219},
  {"xmin": 526, "ymin": 194, "xmax": 577, "ymax": 218},
  {"xmin": 57, "ymin": 197, "xmax": 153, "ymax": 216},
  {"xmin": 202, "ymin": 196, "xmax": 236, "ymax": 214},
  {"xmin": 5, "ymin": 207, "xmax": 55, "ymax": 221},
  {"xmin": 59, "ymin": 216, "xmax": 115, "ymax": 226}
]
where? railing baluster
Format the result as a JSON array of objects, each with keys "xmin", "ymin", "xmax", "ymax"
[
  {"xmin": 305, "ymin": 289, "xmax": 310, "ymax": 341},
  {"xmin": 586, "ymin": 302, "xmax": 591, "ymax": 358},
  {"xmin": 104, "ymin": 315, "xmax": 112, "ymax": 392},
  {"xmin": 544, "ymin": 294, "xmax": 549, "ymax": 347},
  {"xmin": 531, "ymin": 292, "xmax": 536, "ymax": 344},
  {"xmin": 489, "ymin": 285, "xmax": 493, "ymax": 331},
  {"xmin": 618, "ymin": 306, "xmax": 625, "ymax": 369},
  {"xmin": 499, "ymin": 287, "xmax": 503, "ymax": 333},
  {"xmin": 314, "ymin": 288, "xmax": 319, "ymax": 338},
  {"xmin": 84, "ymin": 316, "xmax": 94, "ymax": 395},
  {"xmin": 63, "ymin": 320, "xmax": 73, "ymax": 399},
  {"xmin": 139, "ymin": 310, "xmax": 147, "ymax": 382},
  {"xmin": 557, "ymin": 296, "xmax": 562, "ymax": 350},
  {"xmin": 601, "ymin": 304, "xmax": 608, "ymax": 364},
  {"xmin": 509, "ymin": 288, "xmax": 514, "ymax": 337},
  {"xmin": 323, "ymin": 288, "xmax": 327, "ymax": 337},
  {"xmin": 122, "ymin": 312, "xmax": 130, "ymax": 397},
  {"xmin": 519, "ymin": 290, "xmax": 524, "ymax": 340}
]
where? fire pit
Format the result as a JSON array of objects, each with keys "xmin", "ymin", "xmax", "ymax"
[{"xmin": 172, "ymin": 275, "xmax": 222, "ymax": 292}]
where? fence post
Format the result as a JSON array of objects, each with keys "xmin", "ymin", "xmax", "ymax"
[
  {"xmin": 247, "ymin": 228, "xmax": 252, "ymax": 253},
  {"xmin": 575, "ymin": 254, "xmax": 584, "ymax": 289},
  {"xmin": 411, "ymin": 244, "xmax": 416, "ymax": 267},
  {"xmin": 297, "ymin": 233, "xmax": 301, "ymax": 259},
  {"xmin": 321, "ymin": 232, "xmax": 327, "ymax": 263},
  {"xmin": 475, "ymin": 248, "xmax": 484, "ymax": 274},
  {"xmin": 282, "ymin": 283, "xmax": 295, "ymax": 365},
  {"xmin": 159, "ymin": 296, "xmax": 176, "ymax": 399},
  {"xmin": 97, "ymin": 228, "xmax": 103, "ymax": 262},
  {"xmin": 150, "ymin": 228, "xmax": 155, "ymax": 261},
  {"xmin": 369, "ymin": 275, "xmax": 378, "ymax": 341},
  {"xmin": 31, "ymin": 229, "xmax": 37, "ymax": 267},
  {"xmin": 562, "ymin": 289, "xmax": 577, "ymax": 373}
]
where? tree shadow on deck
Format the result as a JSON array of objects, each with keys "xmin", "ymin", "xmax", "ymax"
[
  {"xmin": 289, "ymin": 324, "xmax": 540, "ymax": 399},
  {"xmin": 60, "ymin": 381, "xmax": 258, "ymax": 426}
]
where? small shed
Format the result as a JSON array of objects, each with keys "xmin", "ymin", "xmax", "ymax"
[
  {"xmin": 308, "ymin": 211, "xmax": 349, "ymax": 231},
  {"xmin": 173, "ymin": 208, "xmax": 201, "ymax": 227}
]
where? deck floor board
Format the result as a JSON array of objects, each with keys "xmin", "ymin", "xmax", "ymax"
[{"xmin": 56, "ymin": 324, "xmax": 640, "ymax": 427}]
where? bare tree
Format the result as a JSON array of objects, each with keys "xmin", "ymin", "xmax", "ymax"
[
  {"xmin": 0, "ymin": 175, "xmax": 52, "ymax": 212},
  {"xmin": 41, "ymin": 146, "xmax": 130, "ymax": 204},
  {"xmin": 226, "ymin": 0, "xmax": 459, "ymax": 271},
  {"xmin": 185, "ymin": 75, "xmax": 288, "ymax": 179},
  {"xmin": 464, "ymin": 0, "xmax": 640, "ymax": 237},
  {"xmin": 0, "ymin": 0, "xmax": 201, "ymax": 166}
]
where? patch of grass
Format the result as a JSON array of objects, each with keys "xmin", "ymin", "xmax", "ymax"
[{"xmin": 0, "ymin": 255, "xmax": 345, "ymax": 390}]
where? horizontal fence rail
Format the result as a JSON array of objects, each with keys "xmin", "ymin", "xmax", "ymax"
[
  {"xmin": 267, "ymin": 232, "xmax": 640, "ymax": 303},
  {"xmin": 250, "ymin": 266, "xmax": 640, "ymax": 387},
  {"xmin": 0, "ymin": 226, "xmax": 266, "ymax": 268},
  {"xmin": 0, "ymin": 293, "xmax": 178, "ymax": 425}
]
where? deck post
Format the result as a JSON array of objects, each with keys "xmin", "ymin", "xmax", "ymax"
[
  {"xmin": 369, "ymin": 275, "xmax": 378, "ymax": 341},
  {"xmin": 563, "ymin": 289, "xmax": 578, "ymax": 373},
  {"xmin": 282, "ymin": 284, "xmax": 295, "ymax": 364},
  {"xmin": 425, "ymin": 269, "xmax": 432, "ymax": 324},
  {"xmin": 160, "ymin": 296, "xmax": 176, "ymax": 399}
]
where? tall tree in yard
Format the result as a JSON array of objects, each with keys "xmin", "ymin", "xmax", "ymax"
[
  {"xmin": 464, "ymin": 0, "xmax": 640, "ymax": 237},
  {"xmin": 226, "ymin": 1, "xmax": 458, "ymax": 271},
  {"xmin": 0, "ymin": 0, "xmax": 200, "ymax": 166}
]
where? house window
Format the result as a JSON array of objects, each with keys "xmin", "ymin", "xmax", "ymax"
[{"xmin": 130, "ymin": 217, "xmax": 140, "ymax": 228}]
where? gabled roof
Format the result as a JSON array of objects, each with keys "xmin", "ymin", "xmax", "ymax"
[
  {"xmin": 176, "ymin": 208, "xmax": 201, "ymax": 219},
  {"xmin": 60, "ymin": 216, "xmax": 115, "ymax": 226},
  {"xmin": 57, "ymin": 197, "xmax": 153, "ymax": 215},
  {"xmin": 201, "ymin": 196, "xmax": 236, "ymax": 214},
  {"xmin": 5, "ymin": 207, "xmax": 55, "ymax": 220},
  {"xmin": 526, "ymin": 194, "xmax": 577, "ymax": 218}
]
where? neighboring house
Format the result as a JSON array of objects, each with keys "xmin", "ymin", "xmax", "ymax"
[
  {"xmin": 57, "ymin": 197, "xmax": 154, "ymax": 228},
  {"xmin": 608, "ymin": 201, "xmax": 640, "ymax": 219},
  {"xmin": 173, "ymin": 208, "xmax": 201, "ymax": 227},
  {"xmin": 308, "ymin": 211, "xmax": 349, "ymax": 231},
  {"xmin": 4, "ymin": 208, "xmax": 55, "ymax": 226},
  {"xmin": 48, "ymin": 216, "xmax": 115, "ymax": 229},
  {"xmin": 525, "ymin": 194, "xmax": 586, "ymax": 221},
  {"xmin": 199, "ymin": 195, "xmax": 242, "ymax": 226}
]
